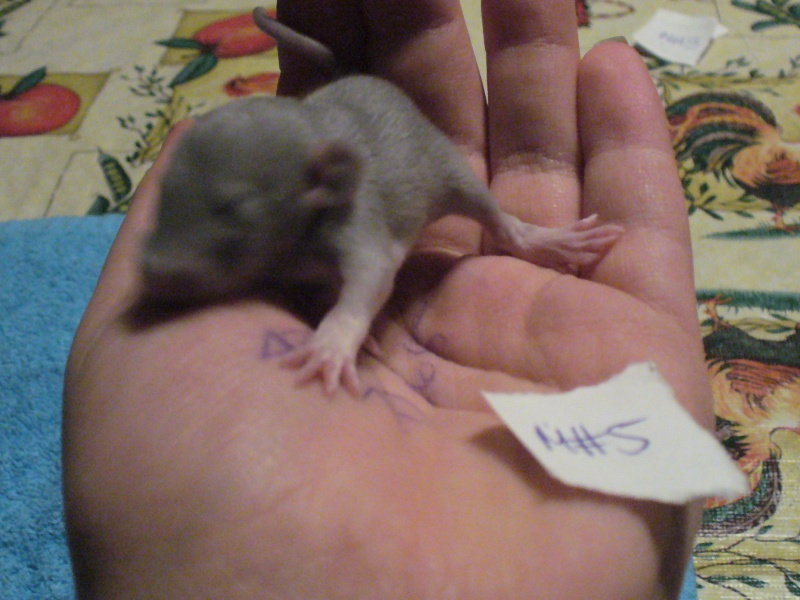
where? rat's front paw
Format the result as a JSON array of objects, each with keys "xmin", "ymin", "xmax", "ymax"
[{"xmin": 280, "ymin": 336, "xmax": 361, "ymax": 396}]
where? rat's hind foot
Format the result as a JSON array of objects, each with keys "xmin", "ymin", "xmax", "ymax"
[
  {"xmin": 280, "ymin": 337, "xmax": 362, "ymax": 397},
  {"xmin": 499, "ymin": 213, "xmax": 624, "ymax": 272}
]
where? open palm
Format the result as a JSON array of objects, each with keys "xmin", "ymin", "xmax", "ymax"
[{"xmin": 63, "ymin": 0, "xmax": 711, "ymax": 598}]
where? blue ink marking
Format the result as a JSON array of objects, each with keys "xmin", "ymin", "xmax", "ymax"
[
  {"xmin": 574, "ymin": 425, "xmax": 606, "ymax": 456},
  {"xmin": 605, "ymin": 418, "xmax": 651, "ymax": 455},
  {"xmin": 259, "ymin": 329, "xmax": 309, "ymax": 359},
  {"xmin": 411, "ymin": 360, "xmax": 436, "ymax": 395},
  {"xmin": 363, "ymin": 386, "xmax": 426, "ymax": 429},
  {"xmin": 399, "ymin": 334, "xmax": 439, "ymax": 401},
  {"xmin": 404, "ymin": 296, "xmax": 448, "ymax": 356},
  {"xmin": 657, "ymin": 31, "xmax": 704, "ymax": 49},
  {"xmin": 534, "ymin": 417, "xmax": 649, "ymax": 458}
]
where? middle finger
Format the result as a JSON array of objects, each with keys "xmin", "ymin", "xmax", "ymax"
[{"xmin": 483, "ymin": 0, "xmax": 582, "ymax": 226}]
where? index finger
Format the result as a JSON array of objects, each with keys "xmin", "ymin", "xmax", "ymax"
[{"xmin": 275, "ymin": 0, "xmax": 486, "ymax": 156}]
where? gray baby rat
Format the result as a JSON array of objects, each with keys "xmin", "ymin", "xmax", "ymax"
[{"xmin": 141, "ymin": 8, "xmax": 623, "ymax": 395}]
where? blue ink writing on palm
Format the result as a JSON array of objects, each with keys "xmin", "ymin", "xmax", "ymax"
[
  {"xmin": 411, "ymin": 360, "xmax": 436, "ymax": 396},
  {"xmin": 260, "ymin": 329, "xmax": 310, "ymax": 360},
  {"xmin": 363, "ymin": 386, "xmax": 426, "ymax": 428}
]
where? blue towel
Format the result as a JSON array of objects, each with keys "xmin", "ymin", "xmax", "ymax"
[
  {"xmin": 0, "ymin": 215, "xmax": 123, "ymax": 599},
  {"xmin": 0, "ymin": 215, "xmax": 698, "ymax": 599}
]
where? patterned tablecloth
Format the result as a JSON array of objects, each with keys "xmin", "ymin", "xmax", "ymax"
[{"xmin": 1, "ymin": 1, "xmax": 799, "ymax": 597}]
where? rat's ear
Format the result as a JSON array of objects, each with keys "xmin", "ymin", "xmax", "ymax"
[{"xmin": 303, "ymin": 141, "xmax": 361, "ymax": 208}]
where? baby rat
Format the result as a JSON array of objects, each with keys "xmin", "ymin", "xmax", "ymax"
[{"xmin": 141, "ymin": 8, "xmax": 623, "ymax": 395}]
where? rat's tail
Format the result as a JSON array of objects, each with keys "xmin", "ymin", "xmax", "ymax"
[{"xmin": 253, "ymin": 7, "xmax": 338, "ymax": 75}]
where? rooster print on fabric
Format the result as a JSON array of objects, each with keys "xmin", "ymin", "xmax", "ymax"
[
  {"xmin": 668, "ymin": 91, "xmax": 800, "ymax": 232},
  {"xmin": 699, "ymin": 295, "xmax": 800, "ymax": 534},
  {"xmin": 692, "ymin": 293, "xmax": 800, "ymax": 597}
]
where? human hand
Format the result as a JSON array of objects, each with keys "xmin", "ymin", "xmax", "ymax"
[{"xmin": 63, "ymin": 0, "xmax": 711, "ymax": 597}]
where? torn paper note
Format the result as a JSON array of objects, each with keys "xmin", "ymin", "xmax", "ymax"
[
  {"xmin": 484, "ymin": 362, "xmax": 748, "ymax": 505},
  {"xmin": 632, "ymin": 9, "xmax": 728, "ymax": 66}
]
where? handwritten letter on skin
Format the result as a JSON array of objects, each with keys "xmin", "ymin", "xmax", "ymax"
[{"xmin": 484, "ymin": 363, "xmax": 748, "ymax": 505}]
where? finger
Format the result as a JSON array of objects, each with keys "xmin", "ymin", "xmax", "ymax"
[
  {"xmin": 276, "ymin": 0, "xmax": 485, "ymax": 155},
  {"xmin": 361, "ymin": 0, "xmax": 486, "ymax": 154},
  {"xmin": 362, "ymin": 0, "xmax": 490, "ymax": 256},
  {"xmin": 577, "ymin": 42, "xmax": 698, "ymax": 333},
  {"xmin": 274, "ymin": 0, "xmax": 367, "ymax": 95},
  {"xmin": 394, "ymin": 254, "xmax": 566, "ymax": 387},
  {"xmin": 482, "ymin": 0, "xmax": 582, "ymax": 225}
]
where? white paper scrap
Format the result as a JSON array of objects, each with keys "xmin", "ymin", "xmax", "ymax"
[
  {"xmin": 632, "ymin": 9, "xmax": 728, "ymax": 66},
  {"xmin": 484, "ymin": 363, "xmax": 748, "ymax": 505}
]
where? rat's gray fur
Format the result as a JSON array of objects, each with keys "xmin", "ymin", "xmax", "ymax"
[{"xmin": 141, "ymin": 10, "xmax": 623, "ymax": 394}]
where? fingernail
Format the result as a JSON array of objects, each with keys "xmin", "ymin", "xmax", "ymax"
[{"xmin": 592, "ymin": 36, "xmax": 628, "ymax": 48}]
